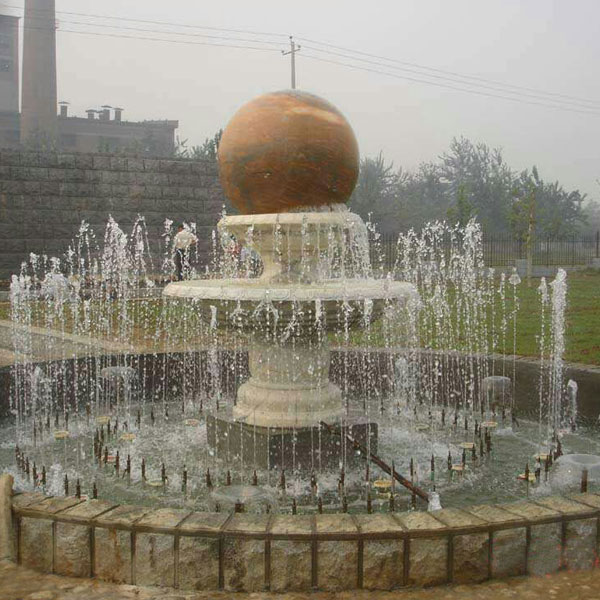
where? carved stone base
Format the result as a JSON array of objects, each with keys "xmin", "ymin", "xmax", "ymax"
[
  {"xmin": 232, "ymin": 337, "xmax": 342, "ymax": 429},
  {"xmin": 206, "ymin": 411, "xmax": 377, "ymax": 471},
  {"xmin": 233, "ymin": 381, "xmax": 343, "ymax": 429}
]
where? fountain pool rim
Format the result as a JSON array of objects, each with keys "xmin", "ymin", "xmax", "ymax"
[{"xmin": 6, "ymin": 479, "xmax": 600, "ymax": 592}]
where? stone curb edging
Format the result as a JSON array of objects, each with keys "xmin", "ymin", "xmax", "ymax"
[
  {"xmin": 4, "ymin": 478, "xmax": 600, "ymax": 592},
  {"xmin": 0, "ymin": 474, "xmax": 15, "ymax": 562},
  {"xmin": 0, "ymin": 320, "xmax": 131, "ymax": 353}
]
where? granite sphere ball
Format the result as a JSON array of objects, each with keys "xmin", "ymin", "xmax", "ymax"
[{"xmin": 217, "ymin": 90, "xmax": 359, "ymax": 214}]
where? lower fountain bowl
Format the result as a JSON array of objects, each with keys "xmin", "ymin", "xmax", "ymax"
[{"xmin": 207, "ymin": 408, "xmax": 377, "ymax": 471}]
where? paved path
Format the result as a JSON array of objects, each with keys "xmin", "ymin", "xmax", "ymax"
[
  {"xmin": 1, "ymin": 561, "xmax": 600, "ymax": 600},
  {"xmin": 0, "ymin": 319, "xmax": 132, "ymax": 367}
]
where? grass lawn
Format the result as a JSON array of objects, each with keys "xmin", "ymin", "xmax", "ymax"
[
  {"xmin": 0, "ymin": 271, "xmax": 598, "ymax": 365},
  {"xmin": 512, "ymin": 270, "xmax": 600, "ymax": 365}
]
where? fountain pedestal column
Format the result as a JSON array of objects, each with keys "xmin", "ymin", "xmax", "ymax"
[
  {"xmin": 207, "ymin": 316, "xmax": 376, "ymax": 470},
  {"xmin": 233, "ymin": 336, "xmax": 342, "ymax": 428}
]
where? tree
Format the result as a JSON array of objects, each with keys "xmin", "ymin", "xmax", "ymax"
[
  {"xmin": 22, "ymin": 129, "xmax": 58, "ymax": 153},
  {"xmin": 509, "ymin": 167, "xmax": 539, "ymax": 241},
  {"xmin": 117, "ymin": 127, "xmax": 175, "ymax": 157},
  {"xmin": 349, "ymin": 152, "xmax": 400, "ymax": 232},
  {"xmin": 536, "ymin": 182, "xmax": 586, "ymax": 236},
  {"xmin": 190, "ymin": 129, "xmax": 223, "ymax": 161},
  {"xmin": 438, "ymin": 137, "xmax": 513, "ymax": 232},
  {"xmin": 396, "ymin": 162, "xmax": 448, "ymax": 229},
  {"xmin": 510, "ymin": 167, "xmax": 540, "ymax": 285},
  {"xmin": 581, "ymin": 197, "xmax": 600, "ymax": 235},
  {"xmin": 354, "ymin": 137, "xmax": 588, "ymax": 237},
  {"xmin": 511, "ymin": 167, "xmax": 586, "ymax": 237},
  {"xmin": 173, "ymin": 129, "xmax": 223, "ymax": 161},
  {"xmin": 446, "ymin": 183, "xmax": 476, "ymax": 227}
]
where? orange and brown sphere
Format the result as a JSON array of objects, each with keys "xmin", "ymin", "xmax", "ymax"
[{"xmin": 217, "ymin": 90, "xmax": 359, "ymax": 215}]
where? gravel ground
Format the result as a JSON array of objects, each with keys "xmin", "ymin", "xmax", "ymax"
[{"xmin": 1, "ymin": 561, "xmax": 600, "ymax": 600}]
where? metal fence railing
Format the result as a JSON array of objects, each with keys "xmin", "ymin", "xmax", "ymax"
[{"xmin": 372, "ymin": 231, "xmax": 600, "ymax": 270}]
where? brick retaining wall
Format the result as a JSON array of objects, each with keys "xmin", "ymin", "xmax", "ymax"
[{"xmin": 0, "ymin": 150, "xmax": 226, "ymax": 280}]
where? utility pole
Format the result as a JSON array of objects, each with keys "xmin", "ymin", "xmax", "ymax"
[{"xmin": 282, "ymin": 36, "xmax": 301, "ymax": 89}]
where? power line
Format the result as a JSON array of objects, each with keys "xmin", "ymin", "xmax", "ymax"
[
  {"xmin": 48, "ymin": 18, "xmax": 283, "ymax": 48},
  {"xmin": 1, "ymin": 4, "xmax": 284, "ymax": 47},
  {"xmin": 13, "ymin": 22, "xmax": 600, "ymax": 115},
  {"xmin": 13, "ymin": 23, "xmax": 283, "ymax": 54},
  {"xmin": 0, "ymin": 2, "xmax": 288, "ymax": 39},
  {"xmin": 298, "ymin": 36, "xmax": 600, "ymax": 109},
  {"xmin": 300, "ymin": 52, "xmax": 600, "ymax": 116},
  {"xmin": 300, "ymin": 44, "xmax": 600, "ymax": 111},
  {"xmin": 3, "ymin": 2, "xmax": 599, "ymax": 114}
]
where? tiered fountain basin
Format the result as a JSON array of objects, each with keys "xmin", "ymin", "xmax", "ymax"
[{"xmin": 164, "ymin": 211, "xmax": 417, "ymax": 467}]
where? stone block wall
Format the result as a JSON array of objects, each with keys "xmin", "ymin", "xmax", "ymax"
[
  {"xmin": 10, "ymin": 490, "xmax": 600, "ymax": 592},
  {"xmin": 0, "ymin": 149, "xmax": 226, "ymax": 280}
]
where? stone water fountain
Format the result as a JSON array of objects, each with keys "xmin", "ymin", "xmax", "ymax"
[
  {"xmin": 164, "ymin": 90, "xmax": 417, "ymax": 469},
  {"xmin": 4, "ymin": 88, "xmax": 600, "ymax": 595},
  {"xmin": 3, "ymin": 88, "xmax": 597, "ymax": 521}
]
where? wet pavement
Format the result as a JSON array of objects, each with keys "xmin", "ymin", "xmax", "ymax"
[{"xmin": 1, "ymin": 561, "xmax": 599, "ymax": 600}]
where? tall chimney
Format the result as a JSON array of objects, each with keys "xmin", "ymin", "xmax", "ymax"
[{"xmin": 20, "ymin": 0, "xmax": 58, "ymax": 145}]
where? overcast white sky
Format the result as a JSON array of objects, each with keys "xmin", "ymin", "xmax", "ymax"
[{"xmin": 5, "ymin": 0, "xmax": 600, "ymax": 201}]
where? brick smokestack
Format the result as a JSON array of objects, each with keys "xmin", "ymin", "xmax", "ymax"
[{"xmin": 20, "ymin": 0, "xmax": 57, "ymax": 145}]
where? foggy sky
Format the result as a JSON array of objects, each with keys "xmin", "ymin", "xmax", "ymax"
[{"xmin": 7, "ymin": 0, "xmax": 600, "ymax": 201}]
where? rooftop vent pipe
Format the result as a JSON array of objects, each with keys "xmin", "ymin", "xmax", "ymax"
[{"xmin": 100, "ymin": 105, "xmax": 111, "ymax": 122}]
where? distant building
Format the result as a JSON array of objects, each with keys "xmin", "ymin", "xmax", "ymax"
[
  {"xmin": 0, "ymin": 1, "xmax": 178, "ymax": 154},
  {"xmin": 58, "ymin": 105, "xmax": 178, "ymax": 155}
]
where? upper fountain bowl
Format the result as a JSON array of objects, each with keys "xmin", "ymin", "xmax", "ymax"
[{"xmin": 218, "ymin": 90, "xmax": 359, "ymax": 214}]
